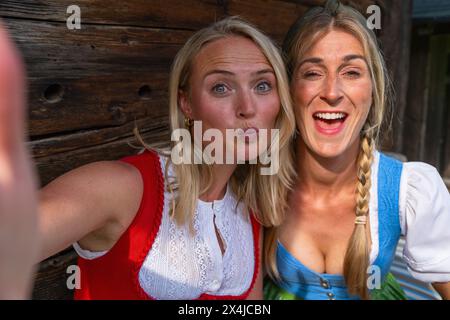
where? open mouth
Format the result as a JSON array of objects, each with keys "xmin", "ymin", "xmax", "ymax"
[{"xmin": 312, "ymin": 112, "xmax": 348, "ymax": 135}]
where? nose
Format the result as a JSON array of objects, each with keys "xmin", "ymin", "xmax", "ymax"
[
  {"xmin": 235, "ymin": 89, "xmax": 256, "ymax": 119},
  {"xmin": 320, "ymin": 74, "xmax": 343, "ymax": 107}
]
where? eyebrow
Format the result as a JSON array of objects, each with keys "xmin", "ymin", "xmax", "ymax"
[
  {"xmin": 298, "ymin": 54, "xmax": 367, "ymax": 68},
  {"xmin": 204, "ymin": 68, "xmax": 275, "ymax": 78},
  {"xmin": 343, "ymin": 54, "xmax": 366, "ymax": 63}
]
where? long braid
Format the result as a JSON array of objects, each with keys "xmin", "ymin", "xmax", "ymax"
[{"xmin": 343, "ymin": 124, "xmax": 374, "ymax": 299}]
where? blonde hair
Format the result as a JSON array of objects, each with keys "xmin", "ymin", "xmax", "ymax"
[
  {"xmin": 137, "ymin": 16, "xmax": 297, "ymax": 232},
  {"xmin": 265, "ymin": 0, "xmax": 393, "ymax": 299}
]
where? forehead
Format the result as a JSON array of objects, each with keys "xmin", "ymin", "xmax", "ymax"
[
  {"xmin": 192, "ymin": 36, "xmax": 273, "ymax": 74},
  {"xmin": 304, "ymin": 29, "xmax": 365, "ymax": 61}
]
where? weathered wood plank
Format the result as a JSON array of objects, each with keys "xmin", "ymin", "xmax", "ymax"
[
  {"xmin": 424, "ymin": 35, "xmax": 449, "ymax": 169},
  {"xmin": 32, "ymin": 249, "xmax": 78, "ymax": 300},
  {"xmin": 226, "ymin": 0, "xmax": 309, "ymax": 43},
  {"xmin": 403, "ymin": 25, "xmax": 432, "ymax": 162},
  {"xmin": 2, "ymin": 18, "xmax": 189, "ymax": 136},
  {"xmin": 34, "ymin": 126, "xmax": 171, "ymax": 186},
  {"xmin": 27, "ymin": 75, "xmax": 171, "ymax": 137},
  {"xmin": 378, "ymin": 0, "xmax": 412, "ymax": 152},
  {"xmin": 29, "ymin": 117, "xmax": 169, "ymax": 158},
  {"xmin": 279, "ymin": 0, "xmax": 380, "ymax": 13},
  {"xmin": 0, "ymin": 0, "xmax": 223, "ymax": 30}
]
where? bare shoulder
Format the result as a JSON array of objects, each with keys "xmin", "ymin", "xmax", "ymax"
[
  {"xmin": 40, "ymin": 160, "xmax": 144, "ymax": 240},
  {"xmin": 75, "ymin": 160, "xmax": 144, "ymax": 250},
  {"xmin": 83, "ymin": 159, "xmax": 143, "ymax": 191},
  {"xmin": 42, "ymin": 159, "xmax": 143, "ymax": 206},
  {"xmin": 106, "ymin": 160, "xmax": 144, "ymax": 220},
  {"xmin": 38, "ymin": 158, "xmax": 145, "ymax": 257}
]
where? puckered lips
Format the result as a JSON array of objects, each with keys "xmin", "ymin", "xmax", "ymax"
[
  {"xmin": 236, "ymin": 127, "xmax": 259, "ymax": 143},
  {"xmin": 312, "ymin": 111, "xmax": 348, "ymax": 136}
]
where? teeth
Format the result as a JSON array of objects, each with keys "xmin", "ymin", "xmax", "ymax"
[{"xmin": 315, "ymin": 112, "xmax": 346, "ymax": 120}]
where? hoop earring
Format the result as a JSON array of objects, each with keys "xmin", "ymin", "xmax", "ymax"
[{"xmin": 184, "ymin": 117, "xmax": 194, "ymax": 128}]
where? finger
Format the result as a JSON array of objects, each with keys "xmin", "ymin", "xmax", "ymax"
[
  {"xmin": 0, "ymin": 21, "xmax": 26, "ymax": 153},
  {"xmin": 0, "ymin": 22, "xmax": 27, "ymax": 182}
]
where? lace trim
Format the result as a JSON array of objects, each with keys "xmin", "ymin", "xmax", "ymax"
[
  {"xmin": 193, "ymin": 209, "xmax": 216, "ymax": 291},
  {"xmin": 134, "ymin": 153, "xmax": 257, "ymax": 299}
]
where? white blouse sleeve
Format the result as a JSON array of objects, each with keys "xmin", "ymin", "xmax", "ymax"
[
  {"xmin": 73, "ymin": 242, "xmax": 108, "ymax": 260},
  {"xmin": 399, "ymin": 162, "xmax": 450, "ymax": 283}
]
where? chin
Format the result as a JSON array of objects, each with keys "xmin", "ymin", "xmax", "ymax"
[
  {"xmin": 235, "ymin": 143, "xmax": 260, "ymax": 163},
  {"xmin": 306, "ymin": 139, "xmax": 351, "ymax": 159},
  {"xmin": 301, "ymin": 124, "xmax": 359, "ymax": 159}
]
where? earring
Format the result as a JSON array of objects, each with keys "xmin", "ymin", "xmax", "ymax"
[{"xmin": 184, "ymin": 117, "xmax": 194, "ymax": 128}]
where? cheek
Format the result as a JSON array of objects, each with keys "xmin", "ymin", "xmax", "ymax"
[
  {"xmin": 292, "ymin": 81, "xmax": 317, "ymax": 117},
  {"xmin": 350, "ymin": 82, "xmax": 373, "ymax": 118},
  {"xmin": 191, "ymin": 93, "xmax": 231, "ymax": 128},
  {"xmin": 290, "ymin": 87, "xmax": 310, "ymax": 129},
  {"xmin": 293, "ymin": 78, "xmax": 320, "ymax": 103},
  {"xmin": 258, "ymin": 93, "xmax": 281, "ymax": 126},
  {"xmin": 270, "ymin": 96, "xmax": 282, "ymax": 121}
]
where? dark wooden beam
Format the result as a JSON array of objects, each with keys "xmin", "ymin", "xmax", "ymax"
[
  {"xmin": 378, "ymin": 0, "xmax": 412, "ymax": 153},
  {"xmin": 403, "ymin": 24, "xmax": 432, "ymax": 162}
]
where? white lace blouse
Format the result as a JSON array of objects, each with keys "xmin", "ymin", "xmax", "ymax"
[{"xmin": 73, "ymin": 155, "xmax": 255, "ymax": 300}]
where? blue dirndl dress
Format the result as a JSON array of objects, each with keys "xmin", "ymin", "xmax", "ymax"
[{"xmin": 264, "ymin": 153, "xmax": 407, "ymax": 300}]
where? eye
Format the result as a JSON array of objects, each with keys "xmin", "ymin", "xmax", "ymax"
[
  {"xmin": 255, "ymin": 81, "xmax": 272, "ymax": 93},
  {"xmin": 211, "ymin": 83, "xmax": 229, "ymax": 95},
  {"xmin": 303, "ymin": 71, "xmax": 322, "ymax": 79},
  {"xmin": 343, "ymin": 70, "xmax": 361, "ymax": 79}
]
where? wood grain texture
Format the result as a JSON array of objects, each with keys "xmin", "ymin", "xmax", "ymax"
[
  {"xmin": 225, "ymin": 0, "xmax": 309, "ymax": 43},
  {"xmin": 377, "ymin": 0, "xmax": 412, "ymax": 152},
  {"xmin": 403, "ymin": 25, "xmax": 432, "ymax": 163},
  {"xmin": 33, "ymin": 122, "xmax": 171, "ymax": 186},
  {"xmin": 2, "ymin": 18, "xmax": 189, "ymax": 136},
  {"xmin": 32, "ymin": 249, "xmax": 78, "ymax": 300},
  {"xmin": 0, "ymin": 0, "xmax": 223, "ymax": 29}
]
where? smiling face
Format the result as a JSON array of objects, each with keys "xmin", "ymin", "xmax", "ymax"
[
  {"xmin": 179, "ymin": 36, "xmax": 281, "ymax": 162},
  {"xmin": 291, "ymin": 29, "xmax": 373, "ymax": 159}
]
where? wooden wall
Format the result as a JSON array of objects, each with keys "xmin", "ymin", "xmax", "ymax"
[
  {"xmin": 404, "ymin": 22, "xmax": 450, "ymax": 183},
  {"xmin": 0, "ymin": 0, "xmax": 411, "ymax": 299}
]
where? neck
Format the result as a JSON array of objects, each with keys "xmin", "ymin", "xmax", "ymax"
[
  {"xmin": 295, "ymin": 139, "xmax": 361, "ymax": 197},
  {"xmin": 199, "ymin": 163, "xmax": 237, "ymax": 202}
]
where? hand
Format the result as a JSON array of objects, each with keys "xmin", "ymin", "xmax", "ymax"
[
  {"xmin": 0, "ymin": 21, "xmax": 40, "ymax": 299},
  {"xmin": 433, "ymin": 282, "xmax": 450, "ymax": 300}
]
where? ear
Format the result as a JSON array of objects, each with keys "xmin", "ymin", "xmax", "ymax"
[{"xmin": 178, "ymin": 89, "xmax": 193, "ymax": 119}]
